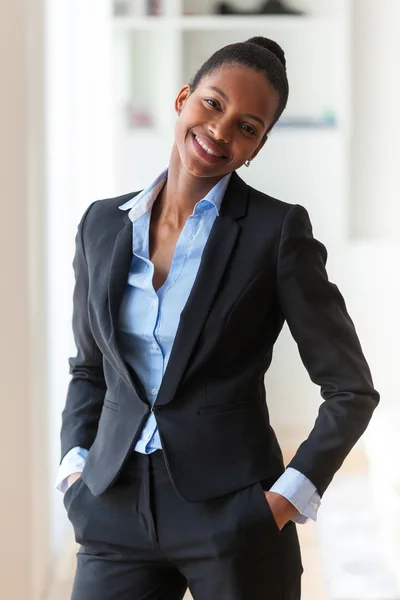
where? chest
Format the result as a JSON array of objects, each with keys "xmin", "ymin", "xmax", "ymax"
[
  {"xmin": 117, "ymin": 213, "xmax": 205, "ymax": 347},
  {"xmin": 149, "ymin": 219, "xmax": 183, "ymax": 292}
]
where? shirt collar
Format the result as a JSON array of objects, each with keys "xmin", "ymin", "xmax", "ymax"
[{"xmin": 118, "ymin": 168, "xmax": 232, "ymax": 222}]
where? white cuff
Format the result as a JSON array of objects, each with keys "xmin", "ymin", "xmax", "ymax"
[
  {"xmin": 269, "ymin": 467, "xmax": 321, "ymax": 524},
  {"xmin": 55, "ymin": 446, "xmax": 88, "ymax": 493}
]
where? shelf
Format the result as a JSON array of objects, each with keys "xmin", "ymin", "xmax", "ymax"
[
  {"xmin": 181, "ymin": 15, "xmax": 339, "ymax": 31},
  {"xmin": 110, "ymin": 2, "xmax": 351, "ymax": 206},
  {"xmin": 274, "ymin": 121, "xmax": 338, "ymax": 130},
  {"xmin": 113, "ymin": 15, "xmax": 341, "ymax": 32},
  {"xmin": 117, "ymin": 125, "xmax": 347, "ymax": 143},
  {"xmin": 270, "ymin": 126, "xmax": 347, "ymax": 137}
]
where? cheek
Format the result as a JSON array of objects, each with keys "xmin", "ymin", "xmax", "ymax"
[
  {"xmin": 232, "ymin": 141, "xmax": 249, "ymax": 159},
  {"xmin": 175, "ymin": 120, "xmax": 196, "ymax": 162},
  {"xmin": 181, "ymin": 100, "xmax": 209, "ymax": 129},
  {"xmin": 175, "ymin": 117, "xmax": 189, "ymax": 145}
]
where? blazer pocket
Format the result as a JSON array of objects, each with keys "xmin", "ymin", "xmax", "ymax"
[
  {"xmin": 103, "ymin": 399, "xmax": 119, "ymax": 411},
  {"xmin": 198, "ymin": 400, "xmax": 250, "ymax": 416}
]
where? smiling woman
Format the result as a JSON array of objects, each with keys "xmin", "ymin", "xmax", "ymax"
[
  {"xmin": 58, "ymin": 33, "xmax": 379, "ymax": 600},
  {"xmin": 173, "ymin": 37, "xmax": 288, "ymax": 181}
]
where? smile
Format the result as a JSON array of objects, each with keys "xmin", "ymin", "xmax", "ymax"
[
  {"xmin": 192, "ymin": 133, "xmax": 228, "ymax": 164},
  {"xmin": 194, "ymin": 135, "xmax": 224, "ymax": 157}
]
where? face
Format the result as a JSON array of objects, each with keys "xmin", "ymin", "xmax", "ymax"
[{"xmin": 174, "ymin": 63, "xmax": 279, "ymax": 179}]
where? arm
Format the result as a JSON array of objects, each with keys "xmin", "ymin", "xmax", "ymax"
[
  {"xmin": 60, "ymin": 202, "xmax": 107, "ymax": 464},
  {"xmin": 276, "ymin": 204, "xmax": 380, "ymax": 498},
  {"xmin": 269, "ymin": 467, "xmax": 320, "ymax": 524}
]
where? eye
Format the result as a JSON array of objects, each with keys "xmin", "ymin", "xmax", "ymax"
[
  {"xmin": 242, "ymin": 124, "xmax": 257, "ymax": 135},
  {"xmin": 204, "ymin": 98, "xmax": 220, "ymax": 109}
]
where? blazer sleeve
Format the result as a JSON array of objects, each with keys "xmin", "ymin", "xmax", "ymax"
[
  {"xmin": 60, "ymin": 202, "xmax": 107, "ymax": 463},
  {"xmin": 277, "ymin": 203, "xmax": 380, "ymax": 497}
]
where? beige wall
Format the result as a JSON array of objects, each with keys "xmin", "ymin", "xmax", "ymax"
[{"xmin": 0, "ymin": 0, "xmax": 50, "ymax": 598}]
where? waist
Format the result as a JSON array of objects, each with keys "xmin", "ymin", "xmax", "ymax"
[{"xmin": 125, "ymin": 448, "xmax": 167, "ymax": 472}]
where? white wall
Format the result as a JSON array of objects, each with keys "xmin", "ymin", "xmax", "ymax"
[
  {"xmin": 349, "ymin": 0, "xmax": 400, "ymax": 414},
  {"xmin": 349, "ymin": 0, "xmax": 400, "ymax": 486},
  {"xmin": 351, "ymin": 0, "xmax": 400, "ymax": 239},
  {"xmin": 349, "ymin": 8, "xmax": 400, "ymax": 568},
  {"xmin": 46, "ymin": 0, "xmax": 115, "ymax": 557}
]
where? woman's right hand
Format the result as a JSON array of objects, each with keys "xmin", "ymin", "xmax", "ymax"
[{"xmin": 66, "ymin": 471, "xmax": 82, "ymax": 491}]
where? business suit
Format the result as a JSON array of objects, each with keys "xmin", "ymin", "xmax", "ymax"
[{"xmin": 60, "ymin": 170, "xmax": 379, "ymax": 598}]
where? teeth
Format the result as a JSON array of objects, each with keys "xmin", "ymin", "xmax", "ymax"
[{"xmin": 195, "ymin": 135, "xmax": 223, "ymax": 157}]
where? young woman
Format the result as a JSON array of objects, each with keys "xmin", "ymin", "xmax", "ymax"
[{"xmin": 57, "ymin": 36, "xmax": 379, "ymax": 600}]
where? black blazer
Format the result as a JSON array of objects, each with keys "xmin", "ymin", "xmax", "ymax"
[{"xmin": 60, "ymin": 171, "xmax": 379, "ymax": 502}]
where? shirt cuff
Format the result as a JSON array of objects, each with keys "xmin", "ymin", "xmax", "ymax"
[
  {"xmin": 269, "ymin": 467, "xmax": 321, "ymax": 524},
  {"xmin": 55, "ymin": 446, "xmax": 88, "ymax": 493}
]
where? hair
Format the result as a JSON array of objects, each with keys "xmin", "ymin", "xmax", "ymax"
[{"xmin": 188, "ymin": 36, "xmax": 289, "ymax": 135}]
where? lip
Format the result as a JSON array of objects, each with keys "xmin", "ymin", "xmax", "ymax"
[
  {"xmin": 194, "ymin": 133, "xmax": 226, "ymax": 156},
  {"xmin": 192, "ymin": 133, "xmax": 228, "ymax": 164}
]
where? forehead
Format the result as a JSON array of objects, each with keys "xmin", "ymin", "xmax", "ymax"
[{"xmin": 198, "ymin": 64, "xmax": 278, "ymax": 121}]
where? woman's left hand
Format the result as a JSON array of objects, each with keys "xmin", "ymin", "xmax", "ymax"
[{"xmin": 264, "ymin": 490, "xmax": 299, "ymax": 530}]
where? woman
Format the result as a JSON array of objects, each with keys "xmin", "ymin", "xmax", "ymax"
[{"xmin": 57, "ymin": 37, "xmax": 379, "ymax": 600}]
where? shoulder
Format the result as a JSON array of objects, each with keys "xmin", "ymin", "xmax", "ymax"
[
  {"xmin": 78, "ymin": 189, "xmax": 142, "ymax": 231},
  {"xmin": 245, "ymin": 181, "xmax": 305, "ymax": 227},
  {"xmin": 89, "ymin": 190, "xmax": 142, "ymax": 218},
  {"xmin": 246, "ymin": 183, "xmax": 290, "ymax": 213}
]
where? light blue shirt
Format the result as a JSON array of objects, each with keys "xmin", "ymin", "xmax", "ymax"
[
  {"xmin": 56, "ymin": 167, "xmax": 321, "ymax": 523},
  {"xmin": 117, "ymin": 167, "xmax": 232, "ymax": 452}
]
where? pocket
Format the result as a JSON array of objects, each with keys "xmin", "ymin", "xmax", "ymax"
[
  {"xmin": 63, "ymin": 475, "xmax": 83, "ymax": 511},
  {"xmin": 257, "ymin": 482, "xmax": 295, "ymax": 534},
  {"xmin": 256, "ymin": 482, "xmax": 281, "ymax": 535},
  {"xmin": 198, "ymin": 400, "xmax": 250, "ymax": 416}
]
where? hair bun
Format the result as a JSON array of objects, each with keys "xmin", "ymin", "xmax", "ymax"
[{"xmin": 245, "ymin": 36, "xmax": 286, "ymax": 68}]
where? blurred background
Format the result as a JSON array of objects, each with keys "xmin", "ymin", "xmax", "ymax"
[{"xmin": 1, "ymin": 0, "xmax": 399, "ymax": 598}]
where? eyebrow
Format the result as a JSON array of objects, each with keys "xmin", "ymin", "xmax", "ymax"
[{"xmin": 206, "ymin": 85, "xmax": 266, "ymax": 128}]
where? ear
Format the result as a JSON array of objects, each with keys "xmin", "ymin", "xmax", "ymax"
[
  {"xmin": 175, "ymin": 84, "xmax": 191, "ymax": 116},
  {"xmin": 249, "ymin": 134, "xmax": 269, "ymax": 161}
]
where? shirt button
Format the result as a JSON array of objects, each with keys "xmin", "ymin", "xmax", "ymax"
[
  {"xmin": 151, "ymin": 300, "xmax": 157, "ymax": 308},
  {"xmin": 152, "ymin": 342, "xmax": 158, "ymax": 350},
  {"xmin": 312, "ymin": 503, "xmax": 318, "ymax": 510},
  {"xmin": 151, "ymin": 388, "xmax": 158, "ymax": 396}
]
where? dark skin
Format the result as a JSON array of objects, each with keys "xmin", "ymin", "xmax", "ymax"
[
  {"xmin": 149, "ymin": 63, "xmax": 276, "ymax": 291},
  {"xmin": 67, "ymin": 63, "xmax": 299, "ymax": 529}
]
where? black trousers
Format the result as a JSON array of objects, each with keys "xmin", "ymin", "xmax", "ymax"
[{"xmin": 64, "ymin": 449, "xmax": 303, "ymax": 599}]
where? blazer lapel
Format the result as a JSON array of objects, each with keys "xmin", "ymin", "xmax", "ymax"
[
  {"xmin": 107, "ymin": 213, "xmax": 140, "ymax": 391},
  {"xmin": 154, "ymin": 171, "xmax": 249, "ymax": 408}
]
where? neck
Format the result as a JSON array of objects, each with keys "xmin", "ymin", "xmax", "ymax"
[{"xmin": 154, "ymin": 144, "xmax": 226, "ymax": 229}]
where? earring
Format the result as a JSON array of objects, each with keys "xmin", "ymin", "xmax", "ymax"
[{"xmin": 244, "ymin": 159, "xmax": 251, "ymax": 167}]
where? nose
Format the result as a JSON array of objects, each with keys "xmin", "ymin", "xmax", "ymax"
[{"xmin": 208, "ymin": 116, "xmax": 232, "ymax": 143}]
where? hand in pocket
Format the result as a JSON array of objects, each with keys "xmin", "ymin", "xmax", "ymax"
[
  {"xmin": 66, "ymin": 471, "xmax": 82, "ymax": 491},
  {"xmin": 264, "ymin": 490, "xmax": 298, "ymax": 530}
]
